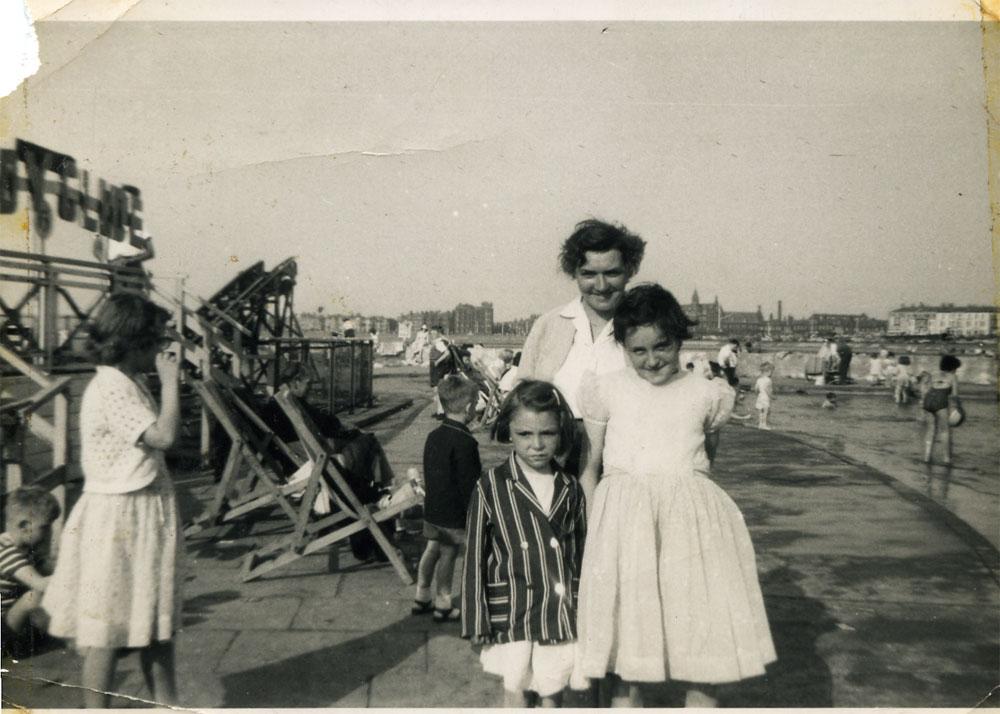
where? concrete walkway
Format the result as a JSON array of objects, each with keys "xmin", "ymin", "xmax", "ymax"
[{"xmin": 2, "ymin": 374, "xmax": 997, "ymax": 708}]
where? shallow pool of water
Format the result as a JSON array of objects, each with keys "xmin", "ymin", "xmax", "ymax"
[{"xmin": 742, "ymin": 388, "xmax": 999, "ymax": 549}]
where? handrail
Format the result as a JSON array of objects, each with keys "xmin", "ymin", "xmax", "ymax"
[
  {"xmin": 0, "ymin": 247, "xmax": 125, "ymax": 272},
  {"xmin": 151, "ymin": 283, "xmax": 253, "ymax": 339},
  {"xmin": 0, "ymin": 344, "xmax": 54, "ymax": 387},
  {"xmin": 1, "ymin": 344, "xmax": 71, "ymax": 515},
  {"xmin": 0, "ymin": 376, "xmax": 72, "ymax": 415}
]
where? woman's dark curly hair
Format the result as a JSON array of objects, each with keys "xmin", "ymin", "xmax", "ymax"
[
  {"xmin": 612, "ymin": 283, "xmax": 697, "ymax": 344},
  {"xmin": 558, "ymin": 219, "xmax": 646, "ymax": 278},
  {"xmin": 87, "ymin": 293, "xmax": 170, "ymax": 366},
  {"xmin": 492, "ymin": 380, "xmax": 577, "ymax": 459}
]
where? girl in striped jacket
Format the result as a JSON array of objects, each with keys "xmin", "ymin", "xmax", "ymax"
[{"xmin": 461, "ymin": 380, "xmax": 586, "ymax": 707}]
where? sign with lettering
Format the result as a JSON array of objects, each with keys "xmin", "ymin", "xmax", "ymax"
[{"xmin": 1, "ymin": 139, "xmax": 144, "ymax": 246}]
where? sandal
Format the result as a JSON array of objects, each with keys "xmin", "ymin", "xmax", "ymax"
[
  {"xmin": 411, "ymin": 600, "xmax": 434, "ymax": 615},
  {"xmin": 432, "ymin": 607, "xmax": 459, "ymax": 623}
]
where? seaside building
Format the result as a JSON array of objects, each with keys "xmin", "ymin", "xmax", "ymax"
[
  {"xmin": 398, "ymin": 303, "xmax": 493, "ymax": 336},
  {"xmin": 889, "ymin": 304, "xmax": 998, "ymax": 337},
  {"xmin": 808, "ymin": 313, "xmax": 887, "ymax": 337},
  {"xmin": 682, "ymin": 290, "xmax": 723, "ymax": 337},
  {"xmin": 452, "ymin": 302, "xmax": 494, "ymax": 335},
  {"xmin": 720, "ymin": 306, "xmax": 766, "ymax": 337}
]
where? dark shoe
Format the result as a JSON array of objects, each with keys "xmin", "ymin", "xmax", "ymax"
[
  {"xmin": 433, "ymin": 607, "xmax": 459, "ymax": 623},
  {"xmin": 411, "ymin": 600, "xmax": 434, "ymax": 615}
]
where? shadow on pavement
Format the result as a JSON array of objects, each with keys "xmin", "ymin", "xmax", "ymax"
[
  {"xmin": 720, "ymin": 566, "xmax": 836, "ymax": 707},
  {"xmin": 219, "ymin": 616, "xmax": 426, "ymax": 707}
]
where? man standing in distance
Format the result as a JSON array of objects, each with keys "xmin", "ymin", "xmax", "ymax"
[{"xmin": 518, "ymin": 219, "xmax": 646, "ymax": 475}]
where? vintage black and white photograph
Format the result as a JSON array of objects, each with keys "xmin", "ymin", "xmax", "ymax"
[{"xmin": 1, "ymin": 0, "xmax": 997, "ymax": 709}]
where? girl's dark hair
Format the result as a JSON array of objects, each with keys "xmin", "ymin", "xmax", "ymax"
[
  {"xmin": 612, "ymin": 283, "xmax": 696, "ymax": 344},
  {"xmin": 87, "ymin": 293, "xmax": 170, "ymax": 366},
  {"xmin": 940, "ymin": 354, "xmax": 962, "ymax": 372},
  {"xmin": 558, "ymin": 219, "xmax": 646, "ymax": 278},
  {"xmin": 492, "ymin": 380, "xmax": 577, "ymax": 458}
]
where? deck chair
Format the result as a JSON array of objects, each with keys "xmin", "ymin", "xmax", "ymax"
[
  {"xmin": 445, "ymin": 344, "xmax": 499, "ymax": 426},
  {"xmin": 240, "ymin": 386, "xmax": 420, "ymax": 583},
  {"xmin": 183, "ymin": 379, "xmax": 308, "ymax": 538},
  {"xmin": 476, "ymin": 371, "xmax": 504, "ymax": 429}
]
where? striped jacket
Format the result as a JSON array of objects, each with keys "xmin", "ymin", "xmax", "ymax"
[{"xmin": 461, "ymin": 454, "xmax": 587, "ymax": 645}]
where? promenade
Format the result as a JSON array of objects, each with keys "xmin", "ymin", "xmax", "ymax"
[{"xmin": 2, "ymin": 371, "xmax": 997, "ymax": 709}]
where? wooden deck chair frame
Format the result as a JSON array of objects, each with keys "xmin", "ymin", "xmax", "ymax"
[
  {"xmin": 476, "ymin": 372, "xmax": 503, "ymax": 429},
  {"xmin": 444, "ymin": 343, "xmax": 501, "ymax": 428},
  {"xmin": 240, "ymin": 386, "xmax": 418, "ymax": 584},
  {"xmin": 183, "ymin": 379, "xmax": 307, "ymax": 538}
]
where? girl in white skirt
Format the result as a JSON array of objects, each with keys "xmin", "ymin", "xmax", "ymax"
[
  {"xmin": 576, "ymin": 284, "xmax": 776, "ymax": 707},
  {"xmin": 461, "ymin": 381, "xmax": 586, "ymax": 707},
  {"xmin": 42, "ymin": 293, "xmax": 184, "ymax": 707}
]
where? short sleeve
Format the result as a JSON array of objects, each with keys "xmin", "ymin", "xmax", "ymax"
[
  {"xmin": 577, "ymin": 371, "xmax": 609, "ymax": 425},
  {"xmin": 0, "ymin": 543, "xmax": 31, "ymax": 580},
  {"xmin": 705, "ymin": 380, "xmax": 735, "ymax": 433},
  {"xmin": 104, "ymin": 374, "xmax": 158, "ymax": 446}
]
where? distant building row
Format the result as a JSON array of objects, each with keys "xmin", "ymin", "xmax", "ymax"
[
  {"xmin": 399, "ymin": 302, "xmax": 495, "ymax": 336},
  {"xmin": 298, "ymin": 298, "xmax": 997, "ymax": 343},
  {"xmin": 298, "ymin": 302, "xmax": 502, "ymax": 339},
  {"xmin": 887, "ymin": 304, "xmax": 998, "ymax": 337},
  {"xmin": 681, "ymin": 291, "xmax": 887, "ymax": 339}
]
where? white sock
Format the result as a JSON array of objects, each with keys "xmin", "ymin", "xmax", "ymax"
[
  {"xmin": 415, "ymin": 586, "xmax": 432, "ymax": 602},
  {"xmin": 434, "ymin": 592, "xmax": 453, "ymax": 610}
]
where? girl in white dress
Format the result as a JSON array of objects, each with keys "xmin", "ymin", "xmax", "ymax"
[
  {"xmin": 42, "ymin": 294, "xmax": 184, "ymax": 707},
  {"xmin": 575, "ymin": 284, "xmax": 775, "ymax": 707}
]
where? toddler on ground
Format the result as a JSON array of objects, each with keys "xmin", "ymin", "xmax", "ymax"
[
  {"xmin": 893, "ymin": 355, "xmax": 912, "ymax": 405},
  {"xmin": 1, "ymin": 486, "xmax": 60, "ymax": 656},
  {"xmin": 754, "ymin": 362, "xmax": 775, "ymax": 430}
]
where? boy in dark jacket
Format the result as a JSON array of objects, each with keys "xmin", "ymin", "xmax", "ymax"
[{"xmin": 413, "ymin": 375, "xmax": 482, "ymax": 622}]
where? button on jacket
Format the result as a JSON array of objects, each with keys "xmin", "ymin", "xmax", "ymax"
[{"xmin": 461, "ymin": 454, "xmax": 587, "ymax": 645}]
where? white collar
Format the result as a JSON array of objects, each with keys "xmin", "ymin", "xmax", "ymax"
[
  {"xmin": 561, "ymin": 297, "xmax": 614, "ymax": 341},
  {"xmin": 559, "ymin": 296, "xmax": 582, "ymax": 319}
]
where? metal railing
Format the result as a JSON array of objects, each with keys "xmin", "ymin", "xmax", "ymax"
[
  {"xmin": 259, "ymin": 338, "xmax": 374, "ymax": 414},
  {"xmin": 0, "ymin": 248, "xmax": 147, "ymax": 371}
]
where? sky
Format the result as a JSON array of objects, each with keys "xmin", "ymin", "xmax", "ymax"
[{"xmin": 0, "ymin": 8, "xmax": 994, "ymax": 321}]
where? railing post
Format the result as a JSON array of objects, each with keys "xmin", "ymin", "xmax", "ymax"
[
  {"xmin": 330, "ymin": 343, "xmax": 338, "ymax": 413},
  {"xmin": 43, "ymin": 265, "xmax": 59, "ymax": 370},
  {"xmin": 367, "ymin": 340, "xmax": 374, "ymax": 408},
  {"xmin": 348, "ymin": 341, "xmax": 357, "ymax": 414},
  {"xmin": 327, "ymin": 343, "xmax": 335, "ymax": 415},
  {"xmin": 51, "ymin": 390, "xmax": 69, "ymax": 554}
]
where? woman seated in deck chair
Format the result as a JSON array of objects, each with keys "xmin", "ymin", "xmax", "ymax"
[
  {"xmin": 265, "ymin": 363, "xmax": 397, "ymax": 501},
  {"xmin": 270, "ymin": 363, "xmax": 401, "ymax": 562},
  {"xmin": 210, "ymin": 364, "xmax": 399, "ymax": 561}
]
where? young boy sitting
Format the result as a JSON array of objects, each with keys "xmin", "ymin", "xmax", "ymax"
[
  {"xmin": 412, "ymin": 375, "xmax": 482, "ymax": 623},
  {"xmin": 1, "ymin": 486, "xmax": 61, "ymax": 656}
]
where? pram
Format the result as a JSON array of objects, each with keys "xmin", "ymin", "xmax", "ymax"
[{"xmin": 444, "ymin": 343, "xmax": 503, "ymax": 428}]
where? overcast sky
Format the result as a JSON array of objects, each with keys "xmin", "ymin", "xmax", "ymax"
[{"xmin": 0, "ymin": 17, "xmax": 993, "ymax": 320}]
